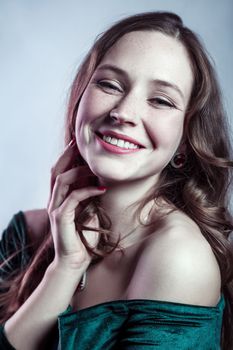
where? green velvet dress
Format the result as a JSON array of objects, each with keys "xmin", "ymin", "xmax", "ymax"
[{"xmin": 0, "ymin": 212, "xmax": 225, "ymax": 349}]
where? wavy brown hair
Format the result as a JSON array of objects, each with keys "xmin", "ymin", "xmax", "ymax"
[{"xmin": 1, "ymin": 11, "xmax": 233, "ymax": 349}]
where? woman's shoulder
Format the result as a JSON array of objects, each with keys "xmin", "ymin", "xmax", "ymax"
[
  {"xmin": 23, "ymin": 208, "xmax": 49, "ymax": 243},
  {"xmin": 137, "ymin": 208, "xmax": 222, "ymax": 306},
  {"xmin": 0, "ymin": 209, "xmax": 48, "ymax": 276},
  {"xmin": 153, "ymin": 207, "xmax": 207, "ymax": 242}
]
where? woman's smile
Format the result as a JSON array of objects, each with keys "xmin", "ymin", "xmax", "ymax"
[{"xmin": 95, "ymin": 131, "xmax": 144, "ymax": 155}]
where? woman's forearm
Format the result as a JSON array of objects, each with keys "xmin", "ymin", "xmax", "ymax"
[{"xmin": 4, "ymin": 260, "xmax": 88, "ymax": 350}]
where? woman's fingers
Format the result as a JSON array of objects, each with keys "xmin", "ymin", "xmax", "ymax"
[
  {"xmin": 47, "ymin": 141, "xmax": 96, "ymax": 209},
  {"xmin": 53, "ymin": 141, "xmax": 79, "ymax": 174},
  {"xmin": 49, "ymin": 142, "xmax": 79, "ymax": 196},
  {"xmin": 54, "ymin": 187, "xmax": 105, "ymax": 223},
  {"xmin": 49, "ymin": 187, "xmax": 106, "ymax": 260},
  {"xmin": 49, "ymin": 166, "xmax": 96, "ymax": 211}
]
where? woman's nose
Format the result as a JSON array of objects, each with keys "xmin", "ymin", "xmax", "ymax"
[
  {"xmin": 110, "ymin": 95, "xmax": 141, "ymax": 125},
  {"xmin": 110, "ymin": 111, "xmax": 133, "ymax": 125}
]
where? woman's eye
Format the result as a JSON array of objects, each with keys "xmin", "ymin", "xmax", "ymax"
[
  {"xmin": 96, "ymin": 80, "xmax": 123, "ymax": 93},
  {"xmin": 150, "ymin": 97, "xmax": 175, "ymax": 108}
]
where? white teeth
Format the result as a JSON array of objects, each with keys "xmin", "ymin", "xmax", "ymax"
[
  {"xmin": 109, "ymin": 137, "xmax": 117, "ymax": 145},
  {"xmin": 103, "ymin": 135, "xmax": 139, "ymax": 149},
  {"xmin": 117, "ymin": 139, "xmax": 125, "ymax": 148}
]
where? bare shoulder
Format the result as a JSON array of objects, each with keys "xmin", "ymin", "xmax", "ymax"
[
  {"xmin": 23, "ymin": 209, "xmax": 49, "ymax": 243},
  {"xmin": 128, "ymin": 209, "xmax": 222, "ymax": 307}
]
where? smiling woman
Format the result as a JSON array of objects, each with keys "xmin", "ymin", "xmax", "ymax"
[{"xmin": 1, "ymin": 11, "xmax": 233, "ymax": 350}]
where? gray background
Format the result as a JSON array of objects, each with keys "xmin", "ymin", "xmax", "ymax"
[{"xmin": 1, "ymin": 0, "xmax": 232, "ymax": 233}]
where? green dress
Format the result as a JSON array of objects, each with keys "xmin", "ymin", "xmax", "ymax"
[{"xmin": 0, "ymin": 212, "xmax": 225, "ymax": 349}]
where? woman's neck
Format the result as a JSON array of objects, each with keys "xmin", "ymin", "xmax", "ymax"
[{"xmin": 97, "ymin": 175, "xmax": 160, "ymax": 241}]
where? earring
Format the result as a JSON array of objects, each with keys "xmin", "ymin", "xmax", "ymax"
[{"xmin": 170, "ymin": 152, "xmax": 187, "ymax": 168}]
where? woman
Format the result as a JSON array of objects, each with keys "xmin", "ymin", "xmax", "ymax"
[{"xmin": 0, "ymin": 11, "xmax": 233, "ymax": 349}]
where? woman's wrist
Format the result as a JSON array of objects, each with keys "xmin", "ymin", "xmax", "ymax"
[{"xmin": 48, "ymin": 257, "xmax": 89, "ymax": 281}]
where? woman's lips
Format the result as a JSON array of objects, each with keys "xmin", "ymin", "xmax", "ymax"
[{"xmin": 95, "ymin": 132, "xmax": 143, "ymax": 155}]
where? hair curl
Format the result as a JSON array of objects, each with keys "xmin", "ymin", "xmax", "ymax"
[{"xmin": 1, "ymin": 11, "xmax": 233, "ymax": 349}]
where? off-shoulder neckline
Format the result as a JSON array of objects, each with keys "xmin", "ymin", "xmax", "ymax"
[{"xmin": 63, "ymin": 293, "xmax": 225, "ymax": 317}]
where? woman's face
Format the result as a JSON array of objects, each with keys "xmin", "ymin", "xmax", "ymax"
[{"xmin": 75, "ymin": 30, "xmax": 193, "ymax": 184}]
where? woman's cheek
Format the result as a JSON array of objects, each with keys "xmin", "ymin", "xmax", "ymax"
[
  {"xmin": 150, "ymin": 119, "xmax": 183, "ymax": 150},
  {"xmin": 82, "ymin": 91, "xmax": 114, "ymax": 120}
]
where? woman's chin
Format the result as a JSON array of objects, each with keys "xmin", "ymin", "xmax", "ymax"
[
  {"xmin": 94, "ymin": 173, "xmax": 130, "ymax": 185},
  {"xmin": 91, "ymin": 167, "xmax": 130, "ymax": 183}
]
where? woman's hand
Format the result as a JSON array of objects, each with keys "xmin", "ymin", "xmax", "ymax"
[{"xmin": 47, "ymin": 140, "xmax": 106, "ymax": 270}]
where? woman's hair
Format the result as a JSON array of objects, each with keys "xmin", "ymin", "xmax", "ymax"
[{"xmin": 1, "ymin": 11, "xmax": 233, "ymax": 349}]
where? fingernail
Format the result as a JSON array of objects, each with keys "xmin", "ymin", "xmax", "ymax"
[
  {"xmin": 97, "ymin": 186, "xmax": 107, "ymax": 191},
  {"xmin": 67, "ymin": 139, "xmax": 76, "ymax": 148}
]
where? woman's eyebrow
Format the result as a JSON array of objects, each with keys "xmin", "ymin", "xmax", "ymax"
[
  {"xmin": 96, "ymin": 63, "xmax": 184, "ymax": 100},
  {"xmin": 96, "ymin": 63, "xmax": 127, "ymax": 77}
]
